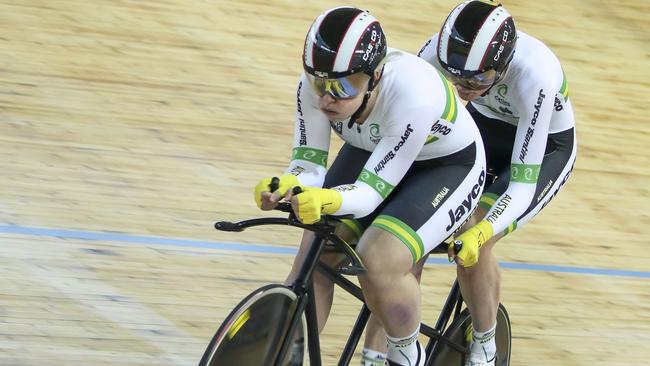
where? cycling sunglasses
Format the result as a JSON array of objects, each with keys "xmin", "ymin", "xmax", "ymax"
[
  {"xmin": 306, "ymin": 72, "xmax": 370, "ymax": 100},
  {"xmin": 445, "ymin": 69, "xmax": 498, "ymax": 90}
]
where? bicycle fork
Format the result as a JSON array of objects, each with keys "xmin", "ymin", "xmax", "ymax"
[{"xmin": 274, "ymin": 236, "xmax": 328, "ymax": 366}]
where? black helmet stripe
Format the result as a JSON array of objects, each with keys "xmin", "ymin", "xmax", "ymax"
[
  {"xmin": 310, "ymin": 19, "xmax": 335, "ymax": 73},
  {"xmin": 438, "ymin": 0, "xmax": 515, "ymax": 73},
  {"xmin": 304, "ymin": 7, "xmax": 384, "ymax": 78},
  {"xmin": 437, "ymin": 2, "xmax": 466, "ymax": 67},
  {"xmin": 316, "ymin": 7, "xmax": 363, "ymax": 73}
]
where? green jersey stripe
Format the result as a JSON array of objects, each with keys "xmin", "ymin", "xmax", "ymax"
[
  {"xmin": 502, "ymin": 220, "xmax": 518, "ymax": 236},
  {"xmin": 510, "ymin": 164, "xmax": 541, "ymax": 184},
  {"xmin": 358, "ymin": 169, "xmax": 394, "ymax": 199},
  {"xmin": 559, "ymin": 69, "xmax": 569, "ymax": 102},
  {"xmin": 292, "ymin": 147, "xmax": 328, "ymax": 167},
  {"xmin": 437, "ymin": 70, "xmax": 458, "ymax": 123}
]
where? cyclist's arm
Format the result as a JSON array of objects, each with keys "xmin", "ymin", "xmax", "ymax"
[
  {"xmin": 285, "ymin": 74, "xmax": 332, "ymax": 187},
  {"xmin": 417, "ymin": 33, "xmax": 443, "ymax": 71},
  {"xmin": 480, "ymin": 73, "xmax": 558, "ymax": 236},
  {"xmin": 417, "ymin": 33, "xmax": 437, "ymax": 63},
  {"xmin": 331, "ymin": 106, "xmax": 434, "ymax": 218}
]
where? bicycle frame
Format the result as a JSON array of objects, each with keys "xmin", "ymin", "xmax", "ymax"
[
  {"xmin": 214, "ymin": 212, "xmax": 469, "ymax": 366},
  {"xmin": 316, "ymin": 253, "xmax": 467, "ymax": 366}
]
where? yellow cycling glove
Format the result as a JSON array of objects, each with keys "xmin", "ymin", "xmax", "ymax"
[
  {"xmin": 450, "ymin": 220, "xmax": 494, "ymax": 267},
  {"xmin": 294, "ymin": 187, "xmax": 343, "ymax": 224},
  {"xmin": 254, "ymin": 174, "xmax": 300, "ymax": 209}
]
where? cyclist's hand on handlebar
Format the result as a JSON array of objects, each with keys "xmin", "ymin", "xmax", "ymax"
[
  {"xmin": 448, "ymin": 220, "xmax": 493, "ymax": 267},
  {"xmin": 290, "ymin": 187, "xmax": 342, "ymax": 224},
  {"xmin": 254, "ymin": 174, "xmax": 300, "ymax": 210}
]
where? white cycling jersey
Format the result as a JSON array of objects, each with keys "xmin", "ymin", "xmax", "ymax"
[
  {"xmin": 288, "ymin": 48, "xmax": 483, "ymax": 218},
  {"xmin": 418, "ymin": 31, "xmax": 576, "ymax": 235}
]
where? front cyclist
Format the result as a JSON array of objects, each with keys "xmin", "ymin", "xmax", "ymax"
[
  {"xmin": 418, "ymin": 1, "xmax": 577, "ymax": 365},
  {"xmin": 254, "ymin": 7, "xmax": 486, "ymax": 366}
]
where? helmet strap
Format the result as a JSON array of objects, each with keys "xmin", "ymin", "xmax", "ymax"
[{"xmin": 480, "ymin": 51, "xmax": 515, "ymax": 97}]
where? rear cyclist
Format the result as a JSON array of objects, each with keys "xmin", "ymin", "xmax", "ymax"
[
  {"xmin": 254, "ymin": 6, "xmax": 486, "ymax": 366},
  {"xmin": 417, "ymin": 1, "xmax": 577, "ymax": 365}
]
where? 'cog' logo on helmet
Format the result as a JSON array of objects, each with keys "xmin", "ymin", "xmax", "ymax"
[
  {"xmin": 314, "ymin": 71, "xmax": 329, "ymax": 78},
  {"xmin": 494, "ymin": 30, "xmax": 510, "ymax": 62},
  {"xmin": 362, "ymin": 29, "xmax": 380, "ymax": 63}
]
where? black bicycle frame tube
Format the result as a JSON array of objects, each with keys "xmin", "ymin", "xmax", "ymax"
[
  {"xmin": 316, "ymin": 256, "xmax": 371, "ymax": 366},
  {"xmin": 272, "ymin": 282, "xmax": 323, "ymax": 366},
  {"xmin": 316, "ymin": 262, "xmax": 365, "ymax": 301},
  {"xmin": 292, "ymin": 236, "xmax": 329, "ymax": 292},
  {"xmin": 273, "ymin": 293, "xmax": 309, "ymax": 365},
  {"xmin": 424, "ymin": 280, "xmax": 462, "ymax": 366},
  {"xmin": 274, "ymin": 235, "xmax": 328, "ymax": 366},
  {"xmin": 216, "ymin": 216, "xmax": 474, "ymax": 365},
  {"xmin": 318, "ymin": 258, "xmax": 469, "ymax": 363},
  {"xmin": 305, "ymin": 284, "xmax": 322, "ymax": 366},
  {"xmin": 337, "ymin": 304, "xmax": 371, "ymax": 366}
]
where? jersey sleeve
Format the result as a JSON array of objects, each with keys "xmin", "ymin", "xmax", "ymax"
[
  {"xmin": 482, "ymin": 68, "xmax": 560, "ymax": 235},
  {"xmin": 285, "ymin": 74, "xmax": 332, "ymax": 188},
  {"xmin": 418, "ymin": 33, "xmax": 438, "ymax": 64},
  {"xmin": 332, "ymin": 105, "xmax": 435, "ymax": 218},
  {"xmin": 417, "ymin": 33, "xmax": 443, "ymax": 71}
]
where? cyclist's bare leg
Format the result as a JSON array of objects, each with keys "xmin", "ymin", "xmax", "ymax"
[
  {"xmin": 356, "ymin": 227, "xmax": 423, "ymax": 363},
  {"xmin": 456, "ymin": 240, "xmax": 502, "ymax": 331},
  {"xmin": 362, "ymin": 256, "xmax": 426, "ymax": 353},
  {"xmin": 363, "ymin": 315, "xmax": 386, "ymax": 352},
  {"xmin": 454, "ymin": 206, "xmax": 506, "ymax": 365},
  {"xmin": 455, "ymin": 206, "xmax": 504, "ymax": 332}
]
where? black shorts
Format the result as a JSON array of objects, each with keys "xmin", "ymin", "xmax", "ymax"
[
  {"xmin": 467, "ymin": 103, "xmax": 577, "ymax": 233},
  {"xmin": 323, "ymin": 142, "xmax": 486, "ymax": 262}
]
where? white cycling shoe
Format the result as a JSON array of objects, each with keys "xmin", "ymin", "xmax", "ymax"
[
  {"xmin": 386, "ymin": 341, "xmax": 425, "ymax": 366},
  {"xmin": 466, "ymin": 335, "xmax": 497, "ymax": 366},
  {"xmin": 465, "ymin": 357, "xmax": 497, "ymax": 366},
  {"xmin": 467, "ymin": 357, "xmax": 497, "ymax": 366},
  {"xmin": 466, "ymin": 349, "xmax": 497, "ymax": 366}
]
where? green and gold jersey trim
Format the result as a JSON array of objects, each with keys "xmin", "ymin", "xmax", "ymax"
[
  {"xmin": 437, "ymin": 70, "xmax": 458, "ymax": 123},
  {"xmin": 510, "ymin": 164, "xmax": 541, "ymax": 184},
  {"xmin": 479, "ymin": 192, "xmax": 500, "ymax": 211},
  {"xmin": 340, "ymin": 219, "xmax": 364, "ymax": 242},
  {"xmin": 502, "ymin": 221, "xmax": 518, "ymax": 236},
  {"xmin": 292, "ymin": 147, "xmax": 328, "ymax": 168},
  {"xmin": 371, "ymin": 215, "xmax": 424, "ymax": 262},
  {"xmin": 479, "ymin": 193, "xmax": 518, "ymax": 236},
  {"xmin": 358, "ymin": 169, "xmax": 394, "ymax": 199},
  {"xmin": 425, "ymin": 135, "xmax": 440, "ymax": 145},
  {"xmin": 559, "ymin": 69, "xmax": 569, "ymax": 102}
]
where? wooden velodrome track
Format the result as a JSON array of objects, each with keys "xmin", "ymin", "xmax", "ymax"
[{"xmin": 0, "ymin": 0, "xmax": 648, "ymax": 365}]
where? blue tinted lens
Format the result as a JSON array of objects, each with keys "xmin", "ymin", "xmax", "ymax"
[{"xmin": 308, "ymin": 74, "xmax": 367, "ymax": 100}]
